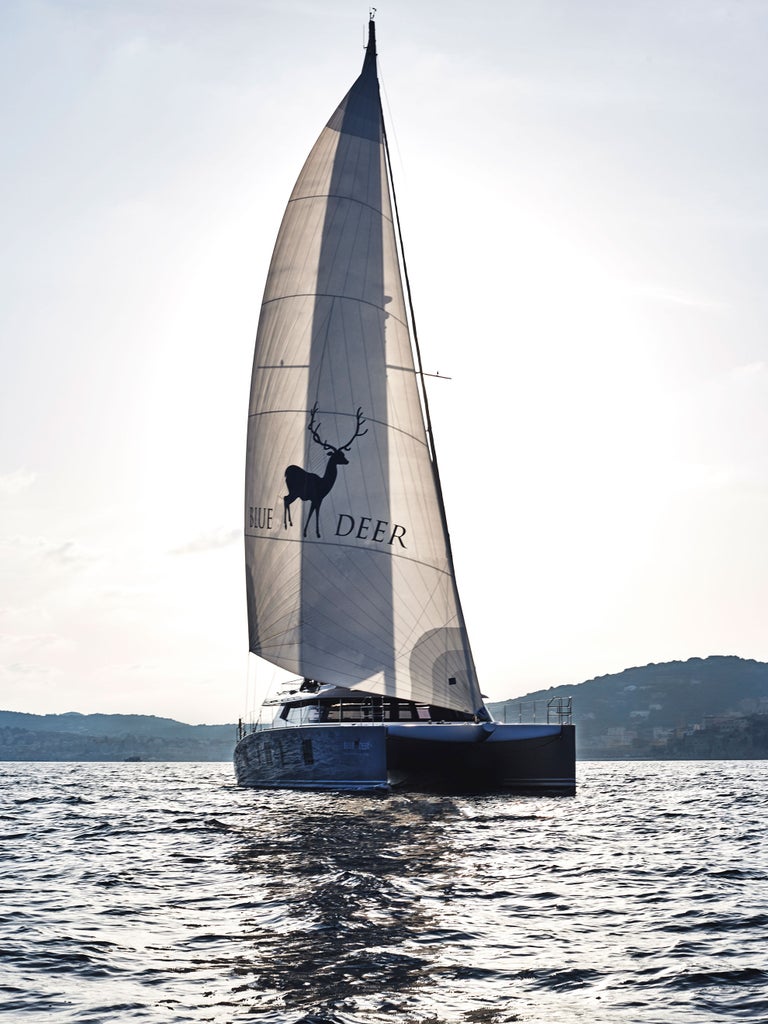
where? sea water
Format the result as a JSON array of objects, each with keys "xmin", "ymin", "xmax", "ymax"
[{"xmin": 1, "ymin": 760, "xmax": 766, "ymax": 1023}]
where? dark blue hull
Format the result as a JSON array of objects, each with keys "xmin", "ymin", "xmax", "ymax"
[{"xmin": 234, "ymin": 722, "xmax": 575, "ymax": 794}]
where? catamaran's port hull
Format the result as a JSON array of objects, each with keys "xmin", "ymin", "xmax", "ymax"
[
  {"xmin": 234, "ymin": 723, "xmax": 575, "ymax": 794},
  {"xmin": 234, "ymin": 725, "xmax": 389, "ymax": 791},
  {"xmin": 387, "ymin": 723, "xmax": 576, "ymax": 794}
]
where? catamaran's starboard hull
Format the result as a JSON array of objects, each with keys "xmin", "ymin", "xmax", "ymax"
[{"xmin": 234, "ymin": 723, "xmax": 575, "ymax": 794}]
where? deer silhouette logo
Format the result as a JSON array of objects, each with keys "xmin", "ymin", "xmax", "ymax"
[{"xmin": 283, "ymin": 403, "xmax": 367, "ymax": 538}]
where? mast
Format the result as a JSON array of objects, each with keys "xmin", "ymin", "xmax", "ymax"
[{"xmin": 244, "ymin": 14, "xmax": 486, "ymax": 716}]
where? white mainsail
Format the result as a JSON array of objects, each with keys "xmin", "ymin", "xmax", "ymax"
[{"xmin": 244, "ymin": 20, "xmax": 485, "ymax": 717}]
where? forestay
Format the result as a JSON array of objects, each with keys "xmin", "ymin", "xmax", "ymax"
[{"xmin": 244, "ymin": 21, "xmax": 485, "ymax": 717}]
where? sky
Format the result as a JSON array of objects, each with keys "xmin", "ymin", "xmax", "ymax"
[{"xmin": 2, "ymin": 0, "xmax": 767, "ymax": 724}]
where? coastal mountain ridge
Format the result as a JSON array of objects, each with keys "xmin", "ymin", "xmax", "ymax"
[
  {"xmin": 2, "ymin": 655, "xmax": 766, "ymax": 761},
  {"xmin": 490, "ymin": 654, "xmax": 768, "ymax": 758},
  {"xmin": 0, "ymin": 711, "xmax": 237, "ymax": 762}
]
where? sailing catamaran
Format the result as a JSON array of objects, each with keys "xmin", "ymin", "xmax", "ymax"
[{"xmin": 234, "ymin": 18, "xmax": 575, "ymax": 792}]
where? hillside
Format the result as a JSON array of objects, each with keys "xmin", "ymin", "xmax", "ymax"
[
  {"xmin": 0, "ymin": 711, "xmax": 237, "ymax": 762},
  {"xmin": 488, "ymin": 655, "xmax": 768, "ymax": 759}
]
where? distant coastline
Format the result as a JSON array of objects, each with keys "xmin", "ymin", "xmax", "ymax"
[
  {"xmin": 3, "ymin": 655, "xmax": 767, "ymax": 762},
  {"xmin": 0, "ymin": 711, "xmax": 236, "ymax": 763}
]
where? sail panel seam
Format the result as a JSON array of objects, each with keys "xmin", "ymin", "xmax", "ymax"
[
  {"xmin": 287, "ymin": 193, "xmax": 394, "ymax": 225},
  {"xmin": 244, "ymin": 531, "xmax": 455, "ymax": 577},
  {"xmin": 260, "ymin": 293, "xmax": 408, "ymax": 329},
  {"xmin": 246, "ymin": 409, "xmax": 430, "ymax": 454}
]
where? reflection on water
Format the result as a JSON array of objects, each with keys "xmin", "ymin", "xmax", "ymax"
[
  {"xmin": 1, "ymin": 762, "xmax": 767, "ymax": 1023},
  {"xmin": 230, "ymin": 795, "xmax": 459, "ymax": 1019}
]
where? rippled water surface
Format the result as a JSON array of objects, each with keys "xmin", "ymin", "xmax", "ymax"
[{"xmin": 1, "ymin": 760, "xmax": 767, "ymax": 1023}]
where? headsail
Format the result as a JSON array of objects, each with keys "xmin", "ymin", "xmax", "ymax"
[{"xmin": 244, "ymin": 20, "xmax": 485, "ymax": 716}]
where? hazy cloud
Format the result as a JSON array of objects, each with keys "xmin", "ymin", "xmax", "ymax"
[
  {"xmin": 0, "ymin": 470, "xmax": 37, "ymax": 495},
  {"xmin": 620, "ymin": 280, "xmax": 725, "ymax": 311},
  {"xmin": 730, "ymin": 360, "xmax": 767, "ymax": 382},
  {"xmin": 5, "ymin": 661, "xmax": 43, "ymax": 675},
  {"xmin": 2, "ymin": 535, "xmax": 101, "ymax": 570},
  {"xmin": 43, "ymin": 541, "xmax": 96, "ymax": 566},
  {"xmin": 0, "ymin": 632, "xmax": 61, "ymax": 650},
  {"xmin": 170, "ymin": 528, "xmax": 239, "ymax": 555}
]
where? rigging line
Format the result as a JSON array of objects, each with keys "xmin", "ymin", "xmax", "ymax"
[
  {"xmin": 377, "ymin": 59, "xmax": 406, "ymax": 200},
  {"xmin": 380, "ymin": 98, "xmax": 481, "ymax": 695},
  {"xmin": 380, "ymin": 118, "xmax": 433, "ymax": 460}
]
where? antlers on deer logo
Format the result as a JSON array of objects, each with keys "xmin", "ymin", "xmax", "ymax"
[{"xmin": 283, "ymin": 404, "xmax": 367, "ymax": 539}]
